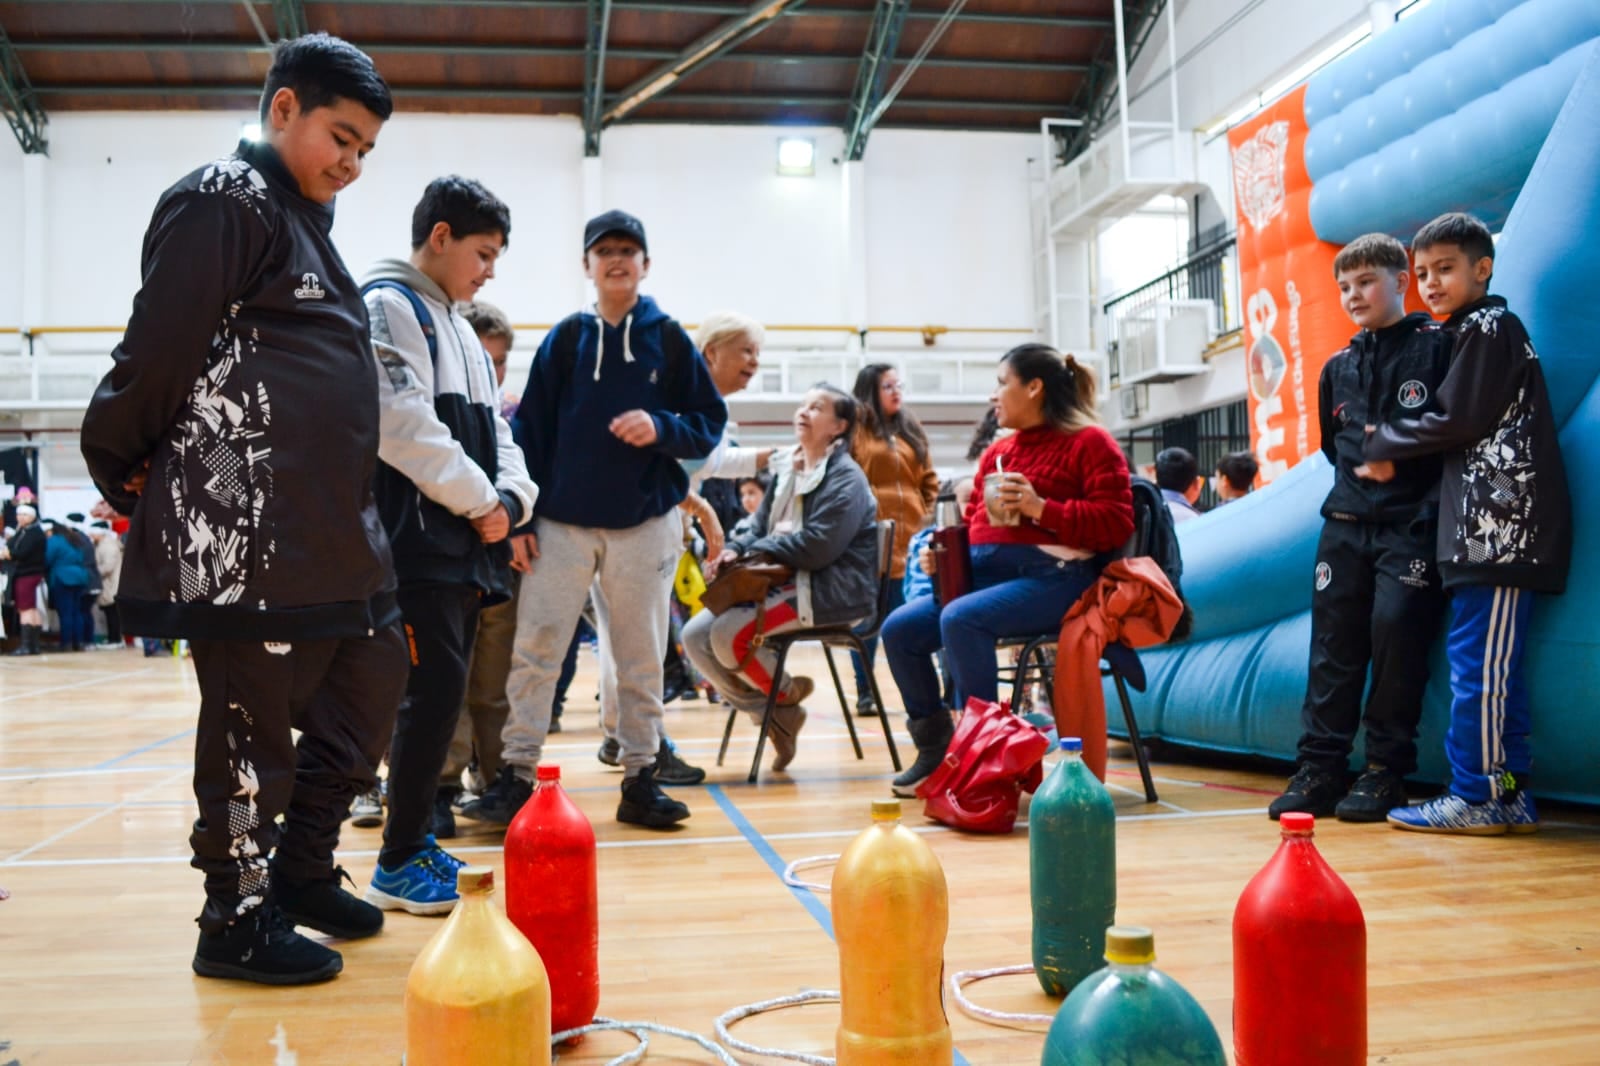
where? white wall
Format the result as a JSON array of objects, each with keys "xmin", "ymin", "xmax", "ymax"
[
  {"xmin": 1129, "ymin": 0, "xmax": 1370, "ymax": 130},
  {"xmin": 0, "ymin": 137, "xmax": 20, "ymax": 332},
  {"xmin": 863, "ymin": 129, "xmax": 1037, "ymax": 329}
]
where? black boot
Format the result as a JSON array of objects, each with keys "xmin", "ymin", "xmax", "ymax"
[
  {"xmin": 617, "ymin": 765, "xmax": 690, "ymax": 828},
  {"xmin": 891, "ymin": 714, "xmax": 955, "ymax": 798},
  {"xmin": 9, "ymin": 624, "xmax": 39, "ymax": 656}
]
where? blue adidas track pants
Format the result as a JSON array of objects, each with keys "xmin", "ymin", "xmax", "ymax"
[{"xmin": 1445, "ymin": 586, "xmax": 1534, "ymax": 802}]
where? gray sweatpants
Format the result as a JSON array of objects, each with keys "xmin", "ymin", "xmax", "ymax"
[{"xmin": 502, "ymin": 513, "xmax": 680, "ymax": 775}]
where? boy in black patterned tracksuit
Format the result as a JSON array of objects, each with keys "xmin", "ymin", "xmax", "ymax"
[
  {"xmin": 1270, "ymin": 233, "xmax": 1452, "ymax": 823},
  {"xmin": 80, "ymin": 36, "xmax": 406, "ymax": 985},
  {"xmin": 1363, "ymin": 213, "xmax": 1571, "ymax": 835}
]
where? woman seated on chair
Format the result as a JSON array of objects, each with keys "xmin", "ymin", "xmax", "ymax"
[
  {"xmin": 682, "ymin": 384, "xmax": 879, "ymax": 771},
  {"xmin": 880, "ymin": 343, "xmax": 1134, "ymax": 796}
]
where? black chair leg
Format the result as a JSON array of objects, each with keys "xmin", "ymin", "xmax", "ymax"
[
  {"xmin": 1011, "ymin": 636, "xmax": 1053, "ymax": 711},
  {"xmin": 862, "ymin": 655, "xmax": 902, "ymax": 771},
  {"xmin": 716, "ymin": 703, "xmax": 738, "ymax": 767},
  {"xmin": 824, "ymin": 645, "xmax": 865, "ymax": 760},
  {"xmin": 1114, "ymin": 672, "xmax": 1158, "ymax": 803},
  {"xmin": 748, "ymin": 640, "xmax": 793, "ymax": 784}
]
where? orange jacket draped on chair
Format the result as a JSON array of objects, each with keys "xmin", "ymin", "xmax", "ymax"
[{"xmin": 1052, "ymin": 556, "xmax": 1184, "ymax": 782}]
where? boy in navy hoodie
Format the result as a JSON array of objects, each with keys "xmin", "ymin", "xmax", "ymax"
[{"xmin": 468, "ymin": 210, "xmax": 726, "ymax": 828}]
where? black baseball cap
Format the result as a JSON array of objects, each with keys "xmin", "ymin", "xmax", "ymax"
[{"xmin": 583, "ymin": 209, "xmax": 648, "ymax": 255}]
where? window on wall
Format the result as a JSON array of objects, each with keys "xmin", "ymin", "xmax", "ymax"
[{"xmin": 1118, "ymin": 400, "xmax": 1250, "ymax": 512}]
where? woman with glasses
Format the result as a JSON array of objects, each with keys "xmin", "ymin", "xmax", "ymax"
[{"xmin": 848, "ymin": 364, "xmax": 939, "ymax": 716}]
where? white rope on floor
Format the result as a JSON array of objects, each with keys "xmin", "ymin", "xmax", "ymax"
[
  {"xmin": 714, "ymin": 989, "xmax": 841, "ymax": 1065},
  {"xmin": 781, "ymin": 854, "xmax": 839, "ymax": 893},
  {"xmin": 550, "ymin": 1016, "xmax": 743, "ymax": 1065},
  {"xmin": 948, "ymin": 964, "xmax": 1055, "ymax": 1030}
]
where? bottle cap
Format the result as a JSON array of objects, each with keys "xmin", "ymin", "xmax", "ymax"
[
  {"xmin": 537, "ymin": 765, "xmax": 561, "ymax": 782},
  {"xmin": 871, "ymin": 799, "xmax": 902, "ymax": 821},
  {"xmin": 1104, "ymin": 925, "xmax": 1156, "ymax": 965},
  {"xmin": 1279, "ymin": 812, "xmax": 1315, "ymax": 835},
  {"xmin": 456, "ymin": 865, "xmax": 495, "ymax": 895},
  {"xmin": 1060, "ymin": 737, "xmax": 1083, "ymax": 752}
]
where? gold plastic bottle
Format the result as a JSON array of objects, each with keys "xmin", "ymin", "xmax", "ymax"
[
  {"xmin": 832, "ymin": 799, "xmax": 953, "ymax": 1065},
  {"xmin": 404, "ymin": 866, "xmax": 552, "ymax": 1066}
]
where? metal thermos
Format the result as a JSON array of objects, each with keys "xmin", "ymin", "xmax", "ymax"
[{"xmin": 930, "ymin": 494, "xmax": 971, "ymax": 605}]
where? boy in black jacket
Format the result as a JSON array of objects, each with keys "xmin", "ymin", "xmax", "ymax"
[
  {"xmin": 1269, "ymin": 233, "xmax": 1452, "ymax": 822},
  {"xmin": 1361, "ymin": 213, "xmax": 1571, "ymax": 835},
  {"xmin": 80, "ymin": 36, "xmax": 406, "ymax": 985},
  {"xmin": 360, "ymin": 178, "xmax": 538, "ymax": 914}
]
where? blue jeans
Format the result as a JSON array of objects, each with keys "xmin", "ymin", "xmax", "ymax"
[
  {"xmin": 850, "ymin": 581, "xmax": 906, "ymax": 698},
  {"xmin": 881, "ymin": 544, "xmax": 1100, "ymax": 721}
]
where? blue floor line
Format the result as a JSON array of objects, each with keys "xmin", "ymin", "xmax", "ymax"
[
  {"xmin": 95, "ymin": 729, "xmax": 196, "ymax": 768},
  {"xmin": 706, "ymin": 783, "xmax": 973, "ymax": 1066}
]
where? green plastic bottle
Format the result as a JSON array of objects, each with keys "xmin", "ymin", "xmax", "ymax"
[
  {"xmin": 1041, "ymin": 926, "xmax": 1226, "ymax": 1066},
  {"xmin": 1029, "ymin": 737, "xmax": 1115, "ymax": 996}
]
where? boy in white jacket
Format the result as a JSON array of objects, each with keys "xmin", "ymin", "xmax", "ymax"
[{"xmin": 360, "ymin": 176, "xmax": 537, "ymax": 913}]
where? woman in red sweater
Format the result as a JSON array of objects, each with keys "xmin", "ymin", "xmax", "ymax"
[{"xmin": 881, "ymin": 344, "xmax": 1134, "ymax": 795}]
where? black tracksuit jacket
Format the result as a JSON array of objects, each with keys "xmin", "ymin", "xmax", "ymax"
[
  {"xmin": 1367, "ymin": 296, "xmax": 1571, "ymax": 594},
  {"xmin": 80, "ymin": 140, "xmax": 397, "ymax": 641},
  {"xmin": 1317, "ymin": 312, "xmax": 1453, "ymax": 523}
]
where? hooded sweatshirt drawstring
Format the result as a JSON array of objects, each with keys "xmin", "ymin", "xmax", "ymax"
[{"xmin": 592, "ymin": 306, "xmax": 636, "ymax": 381}]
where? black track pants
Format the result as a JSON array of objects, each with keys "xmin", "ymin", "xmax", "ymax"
[
  {"xmin": 379, "ymin": 583, "xmax": 481, "ymax": 868},
  {"xmin": 1297, "ymin": 515, "xmax": 1446, "ymax": 776},
  {"xmin": 189, "ymin": 624, "xmax": 408, "ymax": 933}
]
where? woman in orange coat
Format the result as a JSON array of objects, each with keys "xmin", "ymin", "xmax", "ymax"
[{"xmin": 850, "ymin": 363, "xmax": 939, "ymax": 715}]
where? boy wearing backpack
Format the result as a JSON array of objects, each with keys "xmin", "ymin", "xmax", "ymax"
[
  {"xmin": 360, "ymin": 176, "xmax": 538, "ymax": 913},
  {"xmin": 1268, "ymin": 234, "xmax": 1452, "ymax": 823},
  {"xmin": 467, "ymin": 210, "xmax": 727, "ymax": 829}
]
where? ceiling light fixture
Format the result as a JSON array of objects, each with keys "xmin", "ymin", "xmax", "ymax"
[{"xmin": 777, "ymin": 136, "xmax": 815, "ymax": 176}]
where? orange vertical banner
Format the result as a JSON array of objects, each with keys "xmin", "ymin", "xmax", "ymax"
[{"xmin": 1228, "ymin": 86, "xmax": 1349, "ymax": 484}]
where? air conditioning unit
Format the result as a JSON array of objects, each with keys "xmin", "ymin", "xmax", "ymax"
[{"xmin": 1114, "ymin": 299, "xmax": 1214, "ymax": 386}]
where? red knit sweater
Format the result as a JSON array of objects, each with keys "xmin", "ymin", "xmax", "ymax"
[{"xmin": 966, "ymin": 424, "xmax": 1134, "ymax": 553}]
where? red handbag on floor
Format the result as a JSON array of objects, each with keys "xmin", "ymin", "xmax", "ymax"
[{"xmin": 917, "ymin": 698, "xmax": 1052, "ymax": 834}]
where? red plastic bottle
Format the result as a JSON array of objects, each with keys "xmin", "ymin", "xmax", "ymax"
[
  {"xmin": 504, "ymin": 765, "xmax": 599, "ymax": 1038},
  {"xmin": 1232, "ymin": 812, "xmax": 1365, "ymax": 1065}
]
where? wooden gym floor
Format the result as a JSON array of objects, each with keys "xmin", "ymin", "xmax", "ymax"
[{"xmin": 2, "ymin": 646, "xmax": 1598, "ymax": 1065}]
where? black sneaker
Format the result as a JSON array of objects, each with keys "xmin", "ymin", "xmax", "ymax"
[
  {"xmin": 192, "ymin": 904, "xmax": 343, "ymax": 985},
  {"xmin": 458, "ymin": 765, "xmax": 534, "ymax": 825},
  {"xmin": 597, "ymin": 737, "xmax": 621, "ymax": 767},
  {"xmin": 654, "ymin": 739, "xmax": 706, "ymax": 786},
  {"xmin": 617, "ymin": 766, "xmax": 690, "ymax": 828},
  {"xmin": 1268, "ymin": 764, "xmax": 1346, "ymax": 820},
  {"xmin": 855, "ymin": 693, "xmax": 880, "ymax": 717},
  {"xmin": 432, "ymin": 788, "xmax": 459, "ymax": 839},
  {"xmin": 275, "ymin": 866, "xmax": 384, "ymax": 940},
  {"xmin": 1335, "ymin": 765, "xmax": 1408, "ymax": 823}
]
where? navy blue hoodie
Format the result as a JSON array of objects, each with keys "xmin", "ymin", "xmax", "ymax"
[{"xmin": 515, "ymin": 295, "xmax": 727, "ymax": 529}]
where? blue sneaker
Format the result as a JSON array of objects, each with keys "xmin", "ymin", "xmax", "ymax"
[
  {"xmin": 422, "ymin": 837, "xmax": 468, "ymax": 872},
  {"xmin": 1502, "ymin": 790, "xmax": 1540, "ymax": 835},
  {"xmin": 1387, "ymin": 793, "xmax": 1508, "ymax": 836},
  {"xmin": 364, "ymin": 851, "xmax": 460, "ymax": 915}
]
